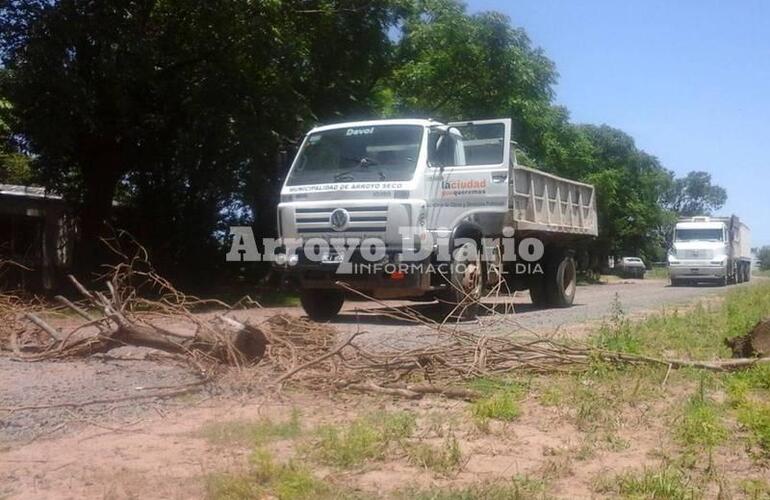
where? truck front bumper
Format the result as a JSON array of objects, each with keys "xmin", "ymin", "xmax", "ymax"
[
  {"xmin": 275, "ymin": 253, "xmax": 437, "ymax": 299},
  {"xmin": 669, "ymin": 263, "xmax": 725, "ymax": 281}
]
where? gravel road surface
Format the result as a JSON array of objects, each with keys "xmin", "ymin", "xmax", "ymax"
[{"xmin": 317, "ymin": 277, "xmax": 745, "ymax": 340}]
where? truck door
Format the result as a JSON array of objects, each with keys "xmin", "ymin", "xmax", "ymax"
[{"xmin": 425, "ymin": 118, "xmax": 511, "ymax": 231}]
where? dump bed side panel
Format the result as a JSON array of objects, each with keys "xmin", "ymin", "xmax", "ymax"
[
  {"xmin": 736, "ymin": 222, "xmax": 752, "ymax": 260},
  {"xmin": 509, "ymin": 165, "xmax": 598, "ymax": 236}
]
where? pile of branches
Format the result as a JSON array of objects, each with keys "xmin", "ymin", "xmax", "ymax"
[
  {"xmin": 6, "ymin": 239, "xmax": 770, "ymax": 403},
  {"xmin": 254, "ymin": 283, "xmax": 770, "ymax": 400},
  {"xmin": 5, "ymin": 239, "xmax": 268, "ymax": 369},
  {"xmin": 0, "ymin": 260, "xmax": 40, "ymax": 346}
]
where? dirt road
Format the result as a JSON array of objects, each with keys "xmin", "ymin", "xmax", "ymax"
[
  {"xmin": 0, "ymin": 278, "xmax": 745, "ymax": 444},
  {"xmin": 305, "ymin": 277, "xmax": 741, "ymax": 341}
]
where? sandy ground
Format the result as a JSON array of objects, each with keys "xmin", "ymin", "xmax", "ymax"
[{"xmin": 0, "ymin": 278, "xmax": 761, "ymax": 498}]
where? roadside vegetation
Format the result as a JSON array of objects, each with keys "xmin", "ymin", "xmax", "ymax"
[{"xmin": 202, "ymin": 283, "xmax": 770, "ymax": 499}]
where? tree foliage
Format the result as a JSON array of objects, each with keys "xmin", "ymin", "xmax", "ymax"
[
  {"xmin": 0, "ymin": 0, "xmax": 728, "ymax": 280},
  {"xmin": 757, "ymin": 246, "xmax": 770, "ymax": 271},
  {"xmin": 663, "ymin": 170, "xmax": 727, "ymax": 217},
  {"xmin": 0, "ymin": 94, "xmax": 31, "ymax": 184}
]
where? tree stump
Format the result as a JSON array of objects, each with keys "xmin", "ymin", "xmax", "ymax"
[{"xmin": 724, "ymin": 318, "xmax": 770, "ymax": 358}]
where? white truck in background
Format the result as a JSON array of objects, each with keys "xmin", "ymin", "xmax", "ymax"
[
  {"xmin": 274, "ymin": 118, "xmax": 598, "ymax": 320},
  {"xmin": 668, "ymin": 215, "xmax": 752, "ymax": 286}
]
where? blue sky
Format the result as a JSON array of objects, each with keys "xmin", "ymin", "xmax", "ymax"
[{"xmin": 468, "ymin": 0, "xmax": 770, "ymax": 246}]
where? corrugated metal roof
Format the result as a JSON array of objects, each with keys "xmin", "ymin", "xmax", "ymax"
[{"xmin": 0, "ymin": 184, "xmax": 63, "ymax": 200}]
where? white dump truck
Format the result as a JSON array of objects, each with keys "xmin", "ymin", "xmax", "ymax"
[
  {"xmin": 274, "ymin": 118, "xmax": 597, "ymax": 320},
  {"xmin": 668, "ymin": 215, "xmax": 752, "ymax": 286}
]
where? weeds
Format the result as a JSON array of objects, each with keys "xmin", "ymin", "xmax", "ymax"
[
  {"xmin": 595, "ymin": 466, "xmax": 697, "ymax": 499},
  {"xmin": 739, "ymin": 478, "xmax": 770, "ymax": 499},
  {"xmin": 401, "ymin": 476, "xmax": 546, "ymax": 499},
  {"xmin": 736, "ymin": 402, "xmax": 770, "ymax": 456},
  {"xmin": 468, "ymin": 377, "xmax": 524, "ymax": 428},
  {"xmin": 725, "ymin": 363, "xmax": 770, "ymax": 456},
  {"xmin": 311, "ymin": 411, "xmax": 416, "ymax": 467},
  {"xmin": 199, "ymin": 410, "xmax": 302, "ymax": 446},
  {"xmin": 471, "ymin": 391, "xmax": 521, "ymax": 424},
  {"xmin": 676, "ymin": 380, "xmax": 726, "ymax": 471},
  {"xmin": 594, "ymin": 293, "xmax": 642, "ymax": 354},
  {"xmin": 405, "ymin": 435, "xmax": 463, "ymax": 473},
  {"xmin": 206, "ymin": 448, "xmax": 330, "ymax": 500}
]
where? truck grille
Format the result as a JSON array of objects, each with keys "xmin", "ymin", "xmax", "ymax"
[
  {"xmin": 295, "ymin": 206, "xmax": 388, "ymax": 234},
  {"xmin": 678, "ymin": 249, "xmax": 714, "ymax": 260}
]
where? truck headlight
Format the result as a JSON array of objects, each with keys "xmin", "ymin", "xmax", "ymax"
[
  {"xmin": 667, "ymin": 254, "xmax": 679, "ymax": 265},
  {"xmin": 710, "ymin": 255, "xmax": 727, "ymax": 265}
]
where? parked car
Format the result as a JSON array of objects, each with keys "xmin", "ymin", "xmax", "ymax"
[{"xmin": 616, "ymin": 257, "xmax": 646, "ymax": 279}]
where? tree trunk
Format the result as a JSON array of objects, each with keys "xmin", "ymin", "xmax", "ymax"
[{"xmin": 74, "ymin": 149, "xmax": 122, "ymax": 276}]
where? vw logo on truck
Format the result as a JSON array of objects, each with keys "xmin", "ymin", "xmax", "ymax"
[{"xmin": 330, "ymin": 208, "xmax": 349, "ymax": 231}]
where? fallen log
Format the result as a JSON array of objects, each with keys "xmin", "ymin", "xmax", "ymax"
[{"xmin": 17, "ymin": 272, "xmax": 267, "ymax": 366}]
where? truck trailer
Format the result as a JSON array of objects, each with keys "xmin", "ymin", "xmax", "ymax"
[
  {"xmin": 274, "ymin": 118, "xmax": 598, "ymax": 320},
  {"xmin": 668, "ymin": 215, "xmax": 752, "ymax": 286}
]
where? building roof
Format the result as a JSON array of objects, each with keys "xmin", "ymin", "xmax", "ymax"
[{"xmin": 0, "ymin": 183, "xmax": 63, "ymax": 200}]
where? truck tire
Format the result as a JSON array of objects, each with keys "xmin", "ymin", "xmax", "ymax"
[
  {"xmin": 545, "ymin": 252, "xmax": 577, "ymax": 307},
  {"xmin": 300, "ymin": 289, "xmax": 344, "ymax": 321},
  {"xmin": 439, "ymin": 240, "xmax": 484, "ymax": 319},
  {"xmin": 737, "ymin": 263, "xmax": 745, "ymax": 284},
  {"xmin": 745, "ymin": 264, "xmax": 752, "ymax": 282}
]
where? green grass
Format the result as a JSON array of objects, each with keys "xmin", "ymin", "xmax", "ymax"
[
  {"xmin": 467, "ymin": 377, "xmax": 525, "ymax": 427},
  {"xmin": 736, "ymin": 402, "xmax": 770, "ymax": 456},
  {"xmin": 594, "ymin": 466, "xmax": 697, "ymax": 499},
  {"xmin": 593, "ymin": 293, "xmax": 643, "ymax": 354},
  {"xmin": 206, "ymin": 448, "xmax": 331, "ymax": 500},
  {"xmin": 471, "ymin": 391, "xmax": 521, "ymax": 424},
  {"xmin": 401, "ymin": 476, "xmax": 546, "ymax": 500},
  {"xmin": 676, "ymin": 381, "xmax": 726, "ymax": 460},
  {"xmin": 739, "ymin": 478, "xmax": 770, "ymax": 499},
  {"xmin": 405, "ymin": 435, "xmax": 463, "ymax": 473},
  {"xmin": 594, "ymin": 282, "xmax": 770, "ymax": 360},
  {"xmin": 256, "ymin": 290, "xmax": 301, "ymax": 307},
  {"xmin": 725, "ymin": 363, "xmax": 770, "ymax": 457},
  {"xmin": 199, "ymin": 410, "xmax": 302, "ymax": 446},
  {"xmin": 646, "ymin": 265, "xmax": 669, "ymax": 280},
  {"xmin": 534, "ymin": 362, "xmax": 664, "ymax": 433},
  {"xmin": 311, "ymin": 411, "xmax": 416, "ymax": 467}
]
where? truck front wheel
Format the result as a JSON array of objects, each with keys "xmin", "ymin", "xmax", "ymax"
[
  {"xmin": 439, "ymin": 240, "xmax": 484, "ymax": 319},
  {"xmin": 300, "ymin": 289, "xmax": 344, "ymax": 321}
]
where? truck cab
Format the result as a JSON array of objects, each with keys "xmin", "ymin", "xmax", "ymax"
[
  {"xmin": 668, "ymin": 216, "xmax": 752, "ymax": 286},
  {"xmin": 275, "ymin": 118, "xmax": 597, "ymax": 320}
]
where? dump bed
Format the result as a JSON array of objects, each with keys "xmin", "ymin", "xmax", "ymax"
[{"xmin": 508, "ymin": 165, "xmax": 598, "ymax": 236}]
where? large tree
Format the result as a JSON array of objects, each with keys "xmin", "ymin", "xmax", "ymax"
[
  {"xmin": 0, "ymin": 94, "xmax": 31, "ymax": 184},
  {"xmin": 0, "ymin": 0, "xmax": 399, "ymax": 279},
  {"xmin": 663, "ymin": 170, "xmax": 727, "ymax": 217}
]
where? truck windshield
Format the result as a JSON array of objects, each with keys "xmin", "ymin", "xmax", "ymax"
[
  {"xmin": 675, "ymin": 228, "xmax": 723, "ymax": 241},
  {"xmin": 286, "ymin": 125, "xmax": 423, "ymax": 186}
]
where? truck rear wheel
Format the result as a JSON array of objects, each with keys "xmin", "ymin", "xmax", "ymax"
[
  {"xmin": 300, "ymin": 289, "xmax": 344, "ymax": 321},
  {"xmin": 546, "ymin": 253, "xmax": 577, "ymax": 307},
  {"xmin": 439, "ymin": 240, "xmax": 484, "ymax": 319},
  {"xmin": 530, "ymin": 251, "xmax": 576, "ymax": 307}
]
